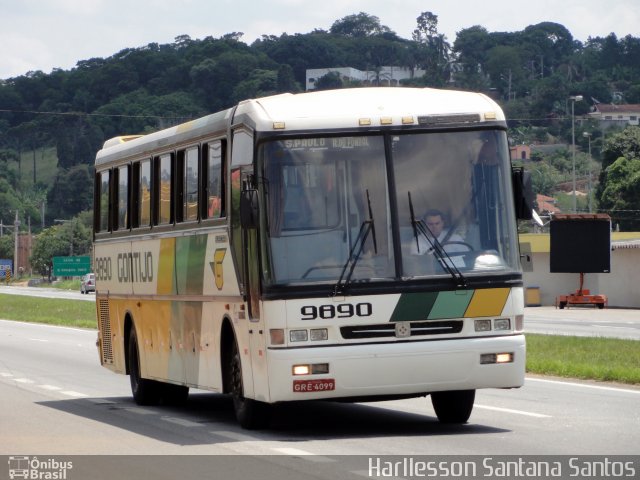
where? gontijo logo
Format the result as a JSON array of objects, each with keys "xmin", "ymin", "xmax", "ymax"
[{"xmin": 8, "ymin": 456, "xmax": 73, "ymax": 479}]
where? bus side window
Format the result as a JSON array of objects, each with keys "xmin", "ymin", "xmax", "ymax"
[
  {"xmin": 132, "ymin": 159, "xmax": 151, "ymax": 228},
  {"xmin": 96, "ymin": 170, "xmax": 110, "ymax": 233},
  {"xmin": 154, "ymin": 153, "xmax": 173, "ymax": 225},
  {"xmin": 177, "ymin": 146, "xmax": 200, "ymax": 223},
  {"xmin": 116, "ymin": 165, "xmax": 130, "ymax": 230},
  {"xmin": 205, "ymin": 140, "xmax": 225, "ymax": 219}
]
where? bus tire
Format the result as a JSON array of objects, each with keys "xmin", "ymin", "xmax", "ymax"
[
  {"xmin": 128, "ymin": 327, "xmax": 160, "ymax": 406},
  {"xmin": 431, "ymin": 389, "xmax": 475, "ymax": 424},
  {"xmin": 229, "ymin": 340, "xmax": 271, "ymax": 429}
]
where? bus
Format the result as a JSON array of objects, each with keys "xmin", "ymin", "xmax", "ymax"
[{"xmin": 94, "ymin": 87, "xmax": 531, "ymax": 429}]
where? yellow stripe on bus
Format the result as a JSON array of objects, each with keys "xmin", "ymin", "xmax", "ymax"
[
  {"xmin": 157, "ymin": 238, "xmax": 176, "ymax": 295},
  {"xmin": 464, "ymin": 288, "xmax": 510, "ymax": 317}
]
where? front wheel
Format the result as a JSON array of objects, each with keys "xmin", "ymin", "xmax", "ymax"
[
  {"xmin": 431, "ymin": 389, "xmax": 475, "ymax": 424},
  {"xmin": 228, "ymin": 340, "xmax": 271, "ymax": 429}
]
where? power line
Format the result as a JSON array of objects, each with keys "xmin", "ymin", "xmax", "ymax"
[{"xmin": 0, "ymin": 108, "xmax": 195, "ymax": 121}]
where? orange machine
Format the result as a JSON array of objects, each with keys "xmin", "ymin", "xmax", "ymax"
[{"xmin": 556, "ymin": 272, "xmax": 607, "ymax": 309}]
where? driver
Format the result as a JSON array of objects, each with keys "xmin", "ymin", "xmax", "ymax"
[{"xmin": 412, "ymin": 209, "xmax": 468, "ymax": 255}]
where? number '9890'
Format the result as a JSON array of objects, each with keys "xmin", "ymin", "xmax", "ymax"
[{"xmin": 300, "ymin": 302, "xmax": 372, "ymax": 320}]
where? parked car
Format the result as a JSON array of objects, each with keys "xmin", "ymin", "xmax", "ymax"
[{"xmin": 80, "ymin": 273, "xmax": 95, "ymax": 294}]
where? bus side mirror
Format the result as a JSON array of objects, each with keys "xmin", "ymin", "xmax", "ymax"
[
  {"xmin": 240, "ymin": 189, "xmax": 259, "ymax": 229},
  {"xmin": 512, "ymin": 167, "xmax": 534, "ymax": 220}
]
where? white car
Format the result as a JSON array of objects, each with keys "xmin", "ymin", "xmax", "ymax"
[{"xmin": 80, "ymin": 273, "xmax": 95, "ymax": 294}]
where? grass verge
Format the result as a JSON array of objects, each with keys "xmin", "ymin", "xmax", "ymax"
[
  {"xmin": 526, "ymin": 334, "xmax": 640, "ymax": 385},
  {"xmin": 0, "ymin": 293, "xmax": 96, "ymax": 329}
]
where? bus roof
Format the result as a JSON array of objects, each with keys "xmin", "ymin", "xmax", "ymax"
[
  {"xmin": 96, "ymin": 87, "xmax": 505, "ymax": 166},
  {"xmin": 240, "ymin": 87, "xmax": 505, "ymax": 131}
]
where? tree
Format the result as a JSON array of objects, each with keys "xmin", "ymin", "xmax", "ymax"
[
  {"xmin": 30, "ymin": 217, "xmax": 92, "ymax": 278},
  {"xmin": 452, "ymin": 26, "xmax": 493, "ymax": 90},
  {"xmin": 0, "ymin": 235, "xmax": 13, "ymax": 259},
  {"xmin": 330, "ymin": 12, "xmax": 393, "ymax": 38},
  {"xmin": 46, "ymin": 165, "xmax": 93, "ymax": 222},
  {"xmin": 596, "ymin": 127, "xmax": 640, "ymax": 230},
  {"xmin": 314, "ymin": 71, "xmax": 344, "ymax": 90},
  {"xmin": 411, "ymin": 11, "xmax": 451, "ymax": 86},
  {"xmin": 30, "ymin": 226, "xmax": 69, "ymax": 278}
]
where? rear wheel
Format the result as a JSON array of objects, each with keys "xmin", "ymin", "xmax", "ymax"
[
  {"xmin": 431, "ymin": 389, "xmax": 475, "ymax": 424},
  {"xmin": 128, "ymin": 327, "xmax": 160, "ymax": 405},
  {"xmin": 228, "ymin": 340, "xmax": 271, "ymax": 429},
  {"xmin": 558, "ymin": 301, "xmax": 567, "ymax": 309}
]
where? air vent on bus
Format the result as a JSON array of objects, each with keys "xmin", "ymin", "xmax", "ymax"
[
  {"xmin": 340, "ymin": 320, "xmax": 463, "ymax": 339},
  {"xmin": 98, "ymin": 299, "xmax": 113, "ymax": 364}
]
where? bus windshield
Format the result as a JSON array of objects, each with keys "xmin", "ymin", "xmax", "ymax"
[{"xmin": 260, "ymin": 130, "xmax": 520, "ymax": 287}]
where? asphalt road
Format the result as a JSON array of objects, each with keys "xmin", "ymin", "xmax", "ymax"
[
  {"xmin": 524, "ymin": 306, "xmax": 640, "ymax": 340},
  {"xmin": 1, "ymin": 319, "xmax": 638, "ymax": 468},
  {"xmin": 1, "ymin": 285, "xmax": 639, "ymax": 479},
  {"xmin": 0, "ymin": 285, "xmax": 93, "ymax": 302}
]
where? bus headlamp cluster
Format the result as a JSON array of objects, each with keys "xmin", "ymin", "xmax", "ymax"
[
  {"xmin": 474, "ymin": 318, "xmax": 511, "ymax": 332},
  {"xmin": 269, "ymin": 328, "xmax": 328, "ymax": 345}
]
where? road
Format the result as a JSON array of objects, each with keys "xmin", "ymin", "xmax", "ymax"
[
  {"xmin": 1, "ymin": 290, "xmax": 639, "ymax": 479},
  {"xmin": 0, "ymin": 284, "xmax": 93, "ymax": 302},
  {"xmin": 1, "ymin": 320, "xmax": 638, "ymax": 465},
  {"xmin": 524, "ymin": 306, "xmax": 640, "ymax": 340}
]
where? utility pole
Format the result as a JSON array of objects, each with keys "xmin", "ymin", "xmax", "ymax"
[{"xmin": 14, "ymin": 211, "xmax": 20, "ymax": 277}]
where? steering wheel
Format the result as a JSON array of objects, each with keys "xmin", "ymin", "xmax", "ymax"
[{"xmin": 441, "ymin": 241, "xmax": 474, "ymax": 252}]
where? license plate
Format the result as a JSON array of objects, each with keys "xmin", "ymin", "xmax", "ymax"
[{"xmin": 293, "ymin": 379, "xmax": 335, "ymax": 392}]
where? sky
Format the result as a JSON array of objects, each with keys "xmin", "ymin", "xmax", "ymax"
[{"xmin": 1, "ymin": 0, "xmax": 639, "ymax": 80}]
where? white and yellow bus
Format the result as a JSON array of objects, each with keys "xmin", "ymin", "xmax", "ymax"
[{"xmin": 94, "ymin": 87, "xmax": 531, "ymax": 429}]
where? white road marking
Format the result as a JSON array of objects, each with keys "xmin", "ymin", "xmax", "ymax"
[
  {"xmin": 162, "ymin": 416, "xmax": 203, "ymax": 428},
  {"xmin": 29, "ymin": 338, "xmax": 49, "ymax": 342},
  {"xmin": 0, "ymin": 372, "xmax": 13, "ymax": 378},
  {"xmin": 527, "ymin": 376, "xmax": 640, "ymax": 394},
  {"xmin": 61, "ymin": 390, "xmax": 88, "ymax": 398},
  {"xmin": 271, "ymin": 447, "xmax": 313, "ymax": 456},
  {"xmin": 213, "ymin": 430, "xmax": 256, "ymax": 441},
  {"xmin": 38, "ymin": 385, "xmax": 62, "ymax": 391},
  {"xmin": 475, "ymin": 404, "xmax": 551, "ymax": 418},
  {"xmin": 124, "ymin": 407, "xmax": 157, "ymax": 415},
  {"xmin": 87, "ymin": 398, "xmax": 117, "ymax": 405},
  {"xmin": 14, "ymin": 378, "xmax": 35, "ymax": 384}
]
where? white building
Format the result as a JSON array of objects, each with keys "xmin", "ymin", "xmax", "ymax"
[
  {"xmin": 306, "ymin": 66, "xmax": 426, "ymax": 91},
  {"xmin": 588, "ymin": 103, "xmax": 640, "ymax": 128}
]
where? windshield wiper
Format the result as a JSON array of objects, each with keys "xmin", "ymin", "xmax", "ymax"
[
  {"xmin": 333, "ymin": 190, "xmax": 377, "ymax": 296},
  {"xmin": 408, "ymin": 192, "xmax": 467, "ymax": 288}
]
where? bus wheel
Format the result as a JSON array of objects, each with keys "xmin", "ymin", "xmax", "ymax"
[
  {"xmin": 229, "ymin": 340, "xmax": 271, "ymax": 429},
  {"xmin": 431, "ymin": 389, "xmax": 475, "ymax": 424},
  {"xmin": 128, "ymin": 327, "xmax": 159, "ymax": 405}
]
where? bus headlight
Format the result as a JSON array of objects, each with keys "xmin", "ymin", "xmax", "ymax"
[
  {"xmin": 290, "ymin": 330, "xmax": 308, "ymax": 342},
  {"xmin": 494, "ymin": 318, "xmax": 511, "ymax": 331},
  {"xmin": 310, "ymin": 328, "xmax": 328, "ymax": 341},
  {"xmin": 474, "ymin": 319, "xmax": 492, "ymax": 332}
]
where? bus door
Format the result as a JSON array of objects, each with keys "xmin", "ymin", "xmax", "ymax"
[{"xmin": 232, "ymin": 128, "xmax": 269, "ymax": 401}]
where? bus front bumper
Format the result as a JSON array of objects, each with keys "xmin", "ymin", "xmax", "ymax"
[{"xmin": 264, "ymin": 334, "xmax": 526, "ymax": 403}]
